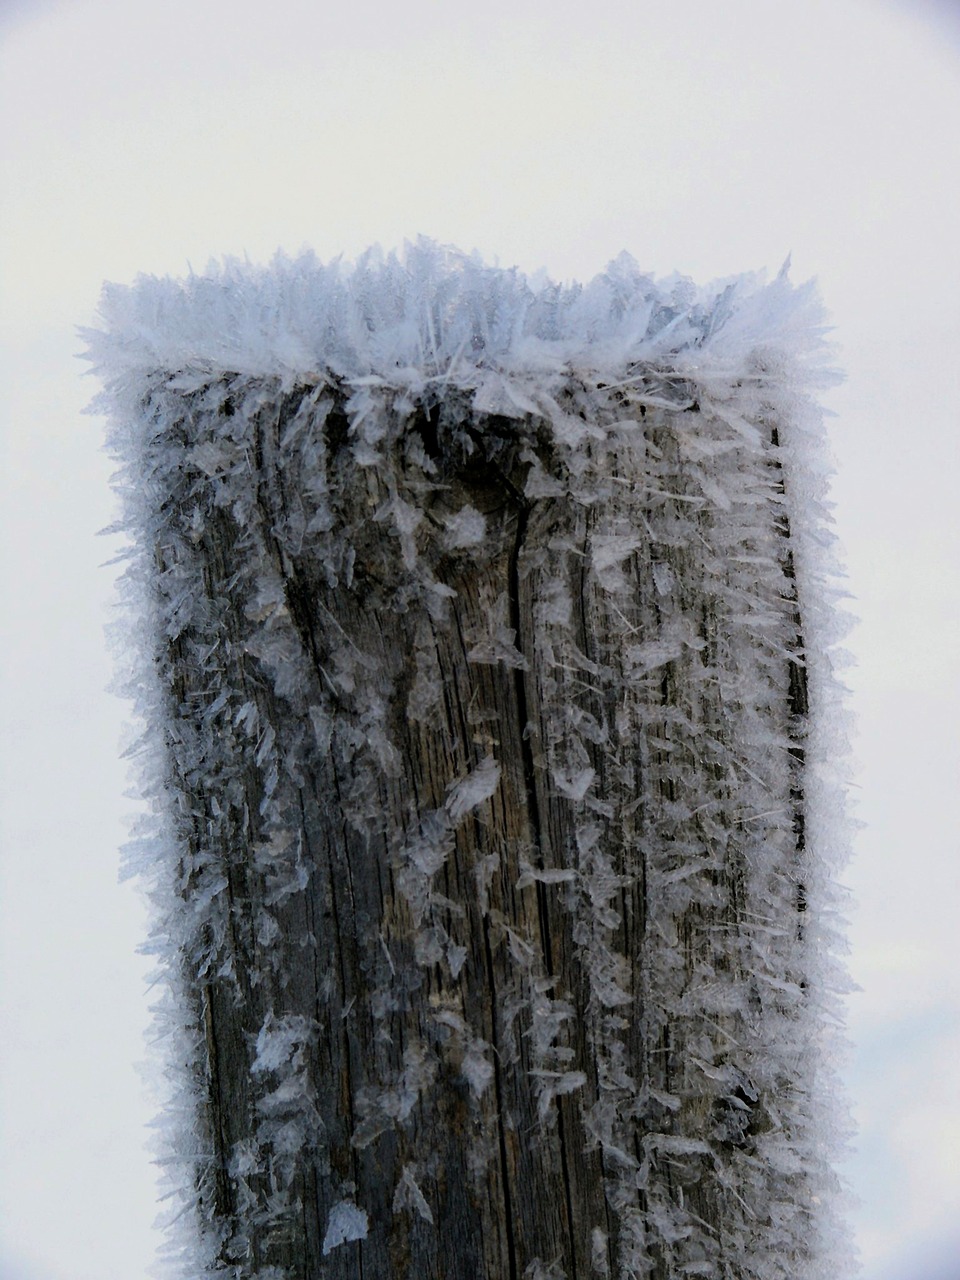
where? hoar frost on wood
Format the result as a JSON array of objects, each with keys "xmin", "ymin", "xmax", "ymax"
[{"xmin": 85, "ymin": 241, "xmax": 854, "ymax": 1280}]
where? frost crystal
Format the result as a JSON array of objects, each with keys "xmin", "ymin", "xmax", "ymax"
[
  {"xmin": 322, "ymin": 1201, "xmax": 369, "ymax": 1255},
  {"xmin": 445, "ymin": 755, "xmax": 501, "ymax": 822},
  {"xmin": 392, "ymin": 1165, "xmax": 435, "ymax": 1225},
  {"xmin": 443, "ymin": 504, "xmax": 487, "ymax": 549}
]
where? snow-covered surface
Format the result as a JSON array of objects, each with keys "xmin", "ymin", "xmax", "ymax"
[{"xmin": 85, "ymin": 241, "xmax": 854, "ymax": 1278}]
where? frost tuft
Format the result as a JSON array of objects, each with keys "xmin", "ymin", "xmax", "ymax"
[{"xmin": 322, "ymin": 1200, "xmax": 369, "ymax": 1255}]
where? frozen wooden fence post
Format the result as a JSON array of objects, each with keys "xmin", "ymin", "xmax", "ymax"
[{"xmin": 87, "ymin": 243, "xmax": 851, "ymax": 1280}]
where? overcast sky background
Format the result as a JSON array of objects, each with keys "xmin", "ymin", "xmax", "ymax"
[{"xmin": 1, "ymin": 1, "xmax": 958, "ymax": 1277}]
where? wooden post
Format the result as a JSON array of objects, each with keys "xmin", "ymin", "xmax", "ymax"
[{"xmin": 90, "ymin": 251, "xmax": 848, "ymax": 1280}]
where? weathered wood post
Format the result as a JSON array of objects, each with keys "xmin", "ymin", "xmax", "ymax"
[{"xmin": 88, "ymin": 244, "xmax": 851, "ymax": 1280}]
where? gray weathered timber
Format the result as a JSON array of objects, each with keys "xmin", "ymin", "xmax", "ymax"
[{"xmin": 142, "ymin": 371, "xmax": 819, "ymax": 1280}]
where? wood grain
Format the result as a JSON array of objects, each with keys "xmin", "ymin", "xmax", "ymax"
[{"xmin": 150, "ymin": 379, "xmax": 812, "ymax": 1279}]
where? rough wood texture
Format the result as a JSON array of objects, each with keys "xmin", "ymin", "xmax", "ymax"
[{"xmin": 136, "ymin": 366, "xmax": 827, "ymax": 1280}]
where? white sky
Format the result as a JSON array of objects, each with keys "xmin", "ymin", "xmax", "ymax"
[{"xmin": 1, "ymin": 1, "xmax": 958, "ymax": 1277}]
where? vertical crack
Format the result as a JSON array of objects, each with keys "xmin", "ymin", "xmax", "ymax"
[
  {"xmin": 482, "ymin": 915, "xmax": 521, "ymax": 1280},
  {"xmin": 200, "ymin": 983, "xmax": 233, "ymax": 1217},
  {"xmin": 508, "ymin": 500, "xmax": 581, "ymax": 1280},
  {"xmin": 769, "ymin": 425, "xmax": 809, "ymax": 931}
]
